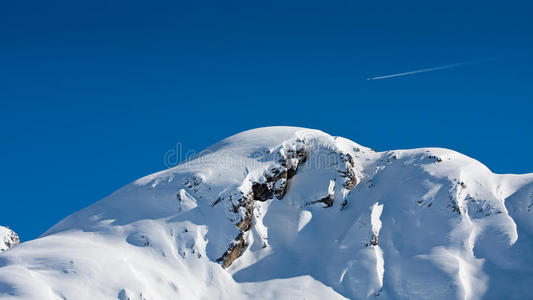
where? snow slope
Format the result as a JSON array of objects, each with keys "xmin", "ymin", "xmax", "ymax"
[{"xmin": 1, "ymin": 127, "xmax": 532, "ymax": 300}]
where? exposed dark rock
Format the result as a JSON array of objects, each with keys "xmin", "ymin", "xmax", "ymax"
[
  {"xmin": 386, "ymin": 154, "xmax": 397, "ymax": 163},
  {"xmin": 365, "ymin": 235, "xmax": 379, "ymax": 247},
  {"xmin": 216, "ymin": 191, "xmax": 255, "ymax": 267},
  {"xmin": 265, "ymin": 165, "xmax": 287, "ymax": 181},
  {"xmin": 211, "ymin": 196, "xmax": 223, "ymax": 207},
  {"xmin": 318, "ymin": 194, "xmax": 334, "ymax": 207},
  {"xmin": 287, "ymin": 169, "xmax": 296, "ymax": 179},
  {"xmin": 370, "ymin": 235, "xmax": 378, "ymax": 246},
  {"xmin": 266, "ymin": 166, "xmax": 288, "ymax": 199},
  {"xmin": 428, "ymin": 155, "xmax": 442, "ymax": 163},
  {"xmin": 279, "ymin": 142, "xmax": 307, "ymax": 179},
  {"xmin": 274, "ymin": 178, "xmax": 287, "ymax": 198},
  {"xmin": 217, "ymin": 142, "xmax": 309, "ymax": 268},
  {"xmin": 184, "ymin": 175, "xmax": 203, "ymax": 193},
  {"xmin": 448, "ymin": 196, "xmax": 462, "ymax": 215},
  {"xmin": 338, "ymin": 153, "xmax": 359, "ymax": 191},
  {"xmin": 236, "ymin": 194, "xmax": 254, "ymax": 232},
  {"xmin": 217, "ymin": 233, "xmax": 247, "ymax": 269},
  {"xmin": 339, "ymin": 167, "xmax": 358, "ymax": 190},
  {"xmin": 341, "ymin": 153, "xmax": 354, "ymax": 167},
  {"xmin": 252, "ymin": 182, "xmax": 273, "ymax": 202}
]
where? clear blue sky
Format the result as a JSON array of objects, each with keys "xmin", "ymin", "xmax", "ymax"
[{"xmin": 1, "ymin": 0, "xmax": 532, "ymax": 240}]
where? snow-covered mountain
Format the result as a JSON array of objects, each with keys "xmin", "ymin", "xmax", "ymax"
[
  {"xmin": 1, "ymin": 127, "xmax": 532, "ymax": 300},
  {"xmin": 0, "ymin": 226, "xmax": 19, "ymax": 252}
]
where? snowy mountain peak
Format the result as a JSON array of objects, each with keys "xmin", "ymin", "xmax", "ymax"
[
  {"xmin": 0, "ymin": 226, "xmax": 19, "ymax": 252},
  {"xmin": 1, "ymin": 127, "xmax": 533, "ymax": 300}
]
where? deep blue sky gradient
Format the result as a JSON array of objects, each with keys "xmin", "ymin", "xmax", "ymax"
[{"xmin": 1, "ymin": 0, "xmax": 532, "ymax": 240}]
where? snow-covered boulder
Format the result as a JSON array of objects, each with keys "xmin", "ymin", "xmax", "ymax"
[{"xmin": 0, "ymin": 226, "xmax": 19, "ymax": 251}]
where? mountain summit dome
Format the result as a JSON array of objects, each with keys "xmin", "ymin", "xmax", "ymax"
[{"xmin": 1, "ymin": 127, "xmax": 532, "ymax": 300}]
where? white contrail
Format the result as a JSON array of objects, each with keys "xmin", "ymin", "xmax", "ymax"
[{"xmin": 367, "ymin": 61, "xmax": 470, "ymax": 80}]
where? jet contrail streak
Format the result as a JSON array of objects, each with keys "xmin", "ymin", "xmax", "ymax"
[{"xmin": 367, "ymin": 62, "xmax": 470, "ymax": 80}]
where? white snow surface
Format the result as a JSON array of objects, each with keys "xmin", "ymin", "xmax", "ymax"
[{"xmin": 1, "ymin": 126, "xmax": 533, "ymax": 300}]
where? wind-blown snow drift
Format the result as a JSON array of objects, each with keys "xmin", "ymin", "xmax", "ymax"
[{"xmin": 1, "ymin": 127, "xmax": 532, "ymax": 300}]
